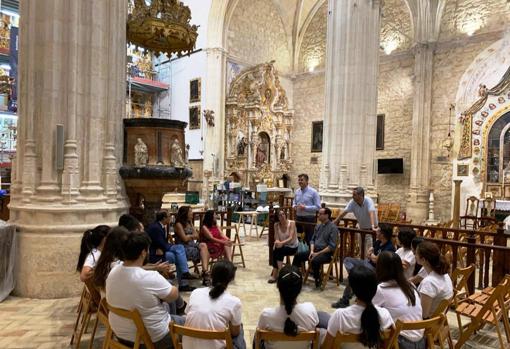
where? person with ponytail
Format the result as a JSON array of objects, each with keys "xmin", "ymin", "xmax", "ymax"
[
  {"xmin": 93, "ymin": 227, "xmax": 129, "ymax": 293},
  {"xmin": 183, "ymin": 260, "xmax": 246, "ymax": 349},
  {"xmin": 323, "ymin": 265, "xmax": 394, "ymax": 349},
  {"xmin": 257, "ymin": 265, "xmax": 319, "ymax": 349},
  {"xmin": 415, "ymin": 241, "xmax": 453, "ymax": 318},
  {"xmin": 76, "ymin": 225, "xmax": 110, "ymax": 282},
  {"xmin": 373, "ymin": 251, "xmax": 424, "ymax": 349}
]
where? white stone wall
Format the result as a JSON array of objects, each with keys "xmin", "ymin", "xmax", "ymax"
[
  {"xmin": 380, "ymin": 0, "xmax": 413, "ymax": 54},
  {"xmin": 375, "ymin": 57, "xmax": 415, "ymax": 207},
  {"xmin": 298, "ymin": 3, "xmax": 327, "ymax": 72},
  {"xmin": 289, "ymin": 73, "xmax": 325, "ymax": 190},
  {"xmin": 227, "ymin": 0, "xmax": 292, "ymax": 74}
]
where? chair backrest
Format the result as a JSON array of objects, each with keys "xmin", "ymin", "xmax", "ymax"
[
  {"xmin": 169, "ymin": 322, "xmax": 233, "ymax": 349},
  {"xmin": 388, "ymin": 314, "xmax": 446, "ymax": 349},
  {"xmin": 104, "ymin": 302, "xmax": 155, "ymax": 349},
  {"xmin": 254, "ymin": 328, "xmax": 320, "ymax": 349},
  {"xmin": 332, "ymin": 328, "xmax": 393, "ymax": 348},
  {"xmin": 452, "ymin": 264, "xmax": 475, "ymax": 300},
  {"xmin": 464, "ymin": 196, "xmax": 479, "ymax": 216}
]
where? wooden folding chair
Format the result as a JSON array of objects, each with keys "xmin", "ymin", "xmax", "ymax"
[
  {"xmin": 303, "ymin": 238, "xmax": 340, "ymax": 290},
  {"xmin": 254, "ymin": 328, "xmax": 320, "ymax": 349},
  {"xmin": 430, "ymin": 296, "xmax": 455, "ymax": 349},
  {"xmin": 103, "ymin": 302, "xmax": 155, "ymax": 349},
  {"xmin": 221, "ymin": 225, "xmax": 246, "ymax": 268},
  {"xmin": 70, "ymin": 279, "xmax": 100, "ymax": 349},
  {"xmin": 387, "ymin": 314, "xmax": 446, "ymax": 349},
  {"xmin": 454, "ymin": 275, "xmax": 510, "ymax": 349},
  {"xmin": 332, "ymin": 328, "xmax": 393, "ymax": 347},
  {"xmin": 169, "ymin": 321, "xmax": 233, "ymax": 349},
  {"xmin": 451, "ymin": 264, "xmax": 475, "ymax": 303}
]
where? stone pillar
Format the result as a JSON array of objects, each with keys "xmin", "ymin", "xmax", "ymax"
[
  {"xmin": 452, "ymin": 179, "xmax": 462, "ymax": 228},
  {"xmin": 320, "ymin": 0, "xmax": 381, "ymax": 206},
  {"xmin": 203, "ymin": 47, "xmax": 227, "ymax": 187},
  {"xmin": 10, "ymin": 0, "xmax": 128, "ymax": 298},
  {"xmin": 405, "ymin": 0, "xmax": 446, "ymax": 222}
]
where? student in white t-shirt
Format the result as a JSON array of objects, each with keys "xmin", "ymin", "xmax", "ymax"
[
  {"xmin": 323, "ymin": 265, "xmax": 394, "ymax": 349},
  {"xmin": 395, "ymin": 228, "xmax": 416, "ymax": 280},
  {"xmin": 184, "ymin": 260, "xmax": 246, "ymax": 349},
  {"xmin": 374, "ymin": 251, "xmax": 425, "ymax": 349},
  {"xmin": 415, "ymin": 241, "xmax": 454, "ymax": 318},
  {"xmin": 76, "ymin": 225, "xmax": 110, "ymax": 282},
  {"xmin": 257, "ymin": 265, "xmax": 319, "ymax": 349},
  {"xmin": 409, "ymin": 237, "xmax": 427, "ymax": 286},
  {"xmin": 106, "ymin": 231, "xmax": 182, "ymax": 349}
]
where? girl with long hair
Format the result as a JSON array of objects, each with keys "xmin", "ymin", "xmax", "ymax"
[
  {"xmin": 201, "ymin": 210, "xmax": 232, "ymax": 261},
  {"xmin": 93, "ymin": 226, "xmax": 129, "ymax": 292},
  {"xmin": 323, "ymin": 265, "xmax": 394, "ymax": 349},
  {"xmin": 415, "ymin": 241, "xmax": 453, "ymax": 318},
  {"xmin": 257, "ymin": 265, "xmax": 319, "ymax": 349},
  {"xmin": 76, "ymin": 225, "xmax": 110, "ymax": 282},
  {"xmin": 174, "ymin": 206, "xmax": 211, "ymax": 285},
  {"xmin": 267, "ymin": 210, "xmax": 298, "ymax": 284},
  {"xmin": 184, "ymin": 260, "xmax": 246, "ymax": 349},
  {"xmin": 374, "ymin": 251, "xmax": 424, "ymax": 349}
]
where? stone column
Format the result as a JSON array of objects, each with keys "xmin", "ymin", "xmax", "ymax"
[
  {"xmin": 452, "ymin": 179, "xmax": 462, "ymax": 228},
  {"xmin": 10, "ymin": 0, "xmax": 128, "ymax": 298},
  {"xmin": 320, "ymin": 0, "xmax": 381, "ymax": 206},
  {"xmin": 203, "ymin": 47, "xmax": 227, "ymax": 187},
  {"xmin": 405, "ymin": 0, "xmax": 446, "ymax": 222}
]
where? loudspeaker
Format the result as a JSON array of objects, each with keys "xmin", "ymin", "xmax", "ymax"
[{"xmin": 56, "ymin": 124, "xmax": 64, "ymax": 170}]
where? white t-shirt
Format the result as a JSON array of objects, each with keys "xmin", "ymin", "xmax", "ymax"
[
  {"xmin": 373, "ymin": 281, "xmax": 423, "ymax": 342},
  {"xmin": 84, "ymin": 248, "xmax": 101, "ymax": 269},
  {"xmin": 106, "ymin": 264, "xmax": 173, "ymax": 343},
  {"xmin": 327, "ymin": 304, "xmax": 394, "ymax": 349},
  {"xmin": 257, "ymin": 302, "xmax": 319, "ymax": 349},
  {"xmin": 184, "ymin": 287, "xmax": 242, "ymax": 349},
  {"xmin": 396, "ymin": 247, "xmax": 416, "ymax": 280},
  {"xmin": 418, "ymin": 271, "xmax": 453, "ymax": 317},
  {"xmin": 417, "ymin": 266, "xmax": 428, "ymax": 279}
]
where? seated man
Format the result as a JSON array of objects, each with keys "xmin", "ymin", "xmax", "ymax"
[
  {"xmin": 106, "ymin": 231, "xmax": 183, "ymax": 349},
  {"xmin": 332, "ymin": 223, "xmax": 395, "ymax": 308},
  {"xmin": 292, "ymin": 207, "xmax": 338, "ymax": 288},
  {"xmin": 147, "ymin": 210, "xmax": 196, "ymax": 292}
]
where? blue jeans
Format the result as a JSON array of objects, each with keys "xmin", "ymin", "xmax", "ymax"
[
  {"xmin": 341, "ymin": 257, "xmax": 375, "ymax": 300},
  {"xmin": 165, "ymin": 244, "xmax": 190, "ymax": 286}
]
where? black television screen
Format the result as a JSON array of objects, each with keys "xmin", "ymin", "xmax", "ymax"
[{"xmin": 378, "ymin": 158, "xmax": 403, "ymax": 174}]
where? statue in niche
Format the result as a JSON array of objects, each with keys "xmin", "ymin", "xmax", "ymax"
[
  {"xmin": 134, "ymin": 138, "xmax": 148, "ymax": 167},
  {"xmin": 185, "ymin": 144, "xmax": 190, "ymax": 167},
  {"xmin": 170, "ymin": 138, "xmax": 185, "ymax": 167},
  {"xmin": 280, "ymin": 145, "xmax": 286, "ymax": 160},
  {"xmin": 256, "ymin": 136, "xmax": 269, "ymax": 166},
  {"xmin": 236, "ymin": 131, "xmax": 248, "ymax": 156}
]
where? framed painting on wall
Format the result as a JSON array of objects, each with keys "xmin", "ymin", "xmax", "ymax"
[
  {"xmin": 311, "ymin": 121, "xmax": 323, "ymax": 152},
  {"xmin": 190, "ymin": 78, "xmax": 201, "ymax": 103},
  {"xmin": 457, "ymin": 164, "xmax": 469, "ymax": 177},
  {"xmin": 505, "ymin": 185, "xmax": 510, "ymax": 199},
  {"xmin": 486, "ymin": 184, "xmax": 502, "ymax": 198},
  {"xmin": 189, "ymin": 106, "xmax": 201, "ymax": 130}
]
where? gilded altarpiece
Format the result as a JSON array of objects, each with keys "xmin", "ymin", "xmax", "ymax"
[{"xmin": 225, "ymin": 62, "xmax": 294, "ymax": 188}]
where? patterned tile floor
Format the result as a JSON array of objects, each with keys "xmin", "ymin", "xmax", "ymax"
[{"xmin": 0, "ymin": 231, "xmax": 503, "ymax": 348}]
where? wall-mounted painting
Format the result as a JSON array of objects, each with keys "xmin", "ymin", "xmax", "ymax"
[
  {"xmin": 487, "ymin": 184, "xmax": 502, "ymax": 198},
  {"xmin": 311, "ymin": 121, "xmax": 323, "ymax": 152},
  {"xmin": 189, "ymin": 105, "xmax": 201, "ymax": 130},
  {"xmin": 457, "ymin": 164, "xmax": 469, "ymax": 177},
  {"xmin": 190, "ymin": 78, "xmax": 201, "ymax": 103}
]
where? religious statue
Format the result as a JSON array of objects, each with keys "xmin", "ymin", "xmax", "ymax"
[
  {"xmin": 478, "ymin": 84, "xmax": 488, "ymax": 98},
  {"xmin": 134, "ymin": 138, "xmax": 148, "ymax": 167},
  {"xmin": 256, "ymin": 142, "xmax": 267, "ymax": 166},
  {"xmin": 280, "ymin": 145, "xmax": 286, "ymax": 160},
  {"xmin": 185, "ymin": 144, "xmax": 190, "ymax": 167},
  {"xmin": 170, "ymin": 138, "xmax": 185, "ymax": 167},
  {"xmin": 236, "ymin": 131, "xmax": 247, "ymax": 156},
  {"xmin": 204, "ymin": 109, "xmax": 215, "ymax": 127},
  {"xmin": 504, "ymin": 161, "xmax": 510, "ymax": 182}
]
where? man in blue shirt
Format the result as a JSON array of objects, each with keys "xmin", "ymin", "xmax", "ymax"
[{"xmin": 293, "ymin": 173, "xmax": 321, "ymax": 243}]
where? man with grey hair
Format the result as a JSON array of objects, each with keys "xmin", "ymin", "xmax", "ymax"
[{"xmin": 333, "ymin": 187, "xmax": 378, "ymax": 231}]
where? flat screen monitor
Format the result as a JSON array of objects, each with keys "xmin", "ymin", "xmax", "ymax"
[{"xmin": 377, "ymin": 158, "xmax": 403, "ymax": 174}]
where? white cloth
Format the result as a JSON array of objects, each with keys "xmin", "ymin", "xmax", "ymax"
[
  {"xmin": 418, "ymin": 271, "xmax": 453, "ymax": 317},
  {"xmin": 396, "ymin": 248, "xmax": 416, "ymax": 280},
  {"xmin": 106, "ymin": 264, "xmax": 173, "ymax": 343},
  {"xmin": 84, "ymin": 248, "xmax": 101, "ymax": 269},
  {"xmin": 257, "ymin": 303, "xmax": 319, "ymax": 349},
  {"xmin": 373, "ymin": 281, "xmax": 423, "ymax": 342},
  {"xmin": 327, "ymin": 304, "xmax": 394, "ymax": 349},
  {"xmin": 184, "ymin": 287, "xmax": 242, "ymax": 349}
]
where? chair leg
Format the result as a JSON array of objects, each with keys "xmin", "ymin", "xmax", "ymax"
[
  {"xmin": 75, "ymin": 304, "xmax": 92, "ymax": 349},
  {"xmin": 88, "ymin": 314, "xmax": 99, "ymax": 349},
  {"xmin": 70, "ymin": 295, "xmax": 87, "ymax": 345}
]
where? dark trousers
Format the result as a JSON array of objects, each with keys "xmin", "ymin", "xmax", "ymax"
[
  {"xmin": 295, "ymin": 216, "xmax": 316, "ymax": 244},
  {"xmin": 272, "ymin": 246, "xmax": 298, "ymax": 268},
  {"xmin": 291, "ymin": 249, "xmax": 332, "ymax": 282}
]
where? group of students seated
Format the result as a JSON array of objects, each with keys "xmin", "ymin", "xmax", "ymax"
[{"xmin": 75, "ymin": 208, "xmax": 453, "ymax": 349}]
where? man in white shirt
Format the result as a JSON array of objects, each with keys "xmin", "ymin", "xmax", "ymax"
[{"xmin": 106, "ymin": 232, "xmax": 183, "ymax": 348}]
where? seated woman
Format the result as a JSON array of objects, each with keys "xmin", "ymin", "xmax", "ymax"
[
  {"xmin": 323, "ymin": 265, "xmax": 394, "ymax": 349},
  {"xmin": 373, "ymin": 251, "xmax": 424, "ymax": 349},
  {"xmin": 395, "ymin": 228, "xmax": 416, "ymax": 280},
  {"xmin": 268, "ymin": 210, "xmax": 298, "ymax": 283},
  {"xmin": 76, "ymin": 225, "xmax": 110, "ymax": 282},
  {"xmin": 415, "ymin": 241, "xmax": 453, "ymax": 318},
  {"xmin": 183, "ymin": 260, "xmax": 246, "ymax": 349},
  {"xmin": 257, "ymin": 265, "xmax": 320, "ymax": 349},
  {"xmin": 201, "ymin": 210, "xmax": 233, "ymax": 262},
  {"xmin": 174, "ymin": 206, "xmax": 211, "ymax": 285}
]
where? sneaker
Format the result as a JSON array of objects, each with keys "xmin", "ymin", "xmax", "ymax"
[
  {"xmin": 267, "ymin": 277, "xmax": 277, "ymax": 284},
  {"xmin": 178, "ymin": 285, "xmax": 196, "ymax": 292},
  {"xmin": 331, "ymin": 298, "xmax": 350, "ymax": 309}
]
